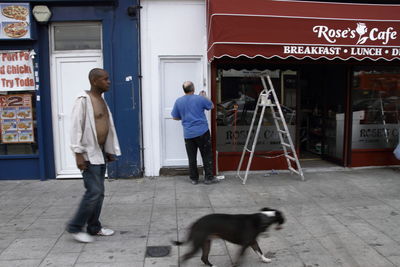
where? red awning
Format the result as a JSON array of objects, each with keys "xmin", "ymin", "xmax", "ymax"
[{"xmin": 207, "ymin": 0, "xmax": 400, "ymax": 61}]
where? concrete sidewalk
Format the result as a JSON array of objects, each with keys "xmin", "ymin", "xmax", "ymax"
[{"xmin": 1, "ymin": 168, "xmax": 400, "ymax": 267}]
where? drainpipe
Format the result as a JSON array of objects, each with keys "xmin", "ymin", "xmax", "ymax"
[
  {"xmin": 127, "ymin": 0, "xmax": 144, "ymax": 175},
  {"xmin": 137, "ymin": 0, "xmax": 144, "ymax": 176},
  {"xmin": 32, "ymin": 49, "xmax": 46, "ymax": 181}
]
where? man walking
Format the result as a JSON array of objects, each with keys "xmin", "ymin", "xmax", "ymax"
[
  {"xmin": 67, "ymin": 68, "xmax": 121, "ymax": 243},
  {"xmin": 171, "ymin": 81, "xmax": 219, "ymax": 185}
]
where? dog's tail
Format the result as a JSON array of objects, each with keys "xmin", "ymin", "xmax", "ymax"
[{"xmin": 172, "ymin": 240, "xmax": 184, "ymax": 246}]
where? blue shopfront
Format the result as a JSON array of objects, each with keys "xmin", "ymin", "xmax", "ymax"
[{"xmin": 0, "ymin": 0, "xmax": 142, "ymax": 179}]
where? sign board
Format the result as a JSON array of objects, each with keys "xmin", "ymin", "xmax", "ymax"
[
  {"xmin": 0, "ymin": 3, "xmax": 31, "ymax": 39},
  {"xmin": 0, "ymin": 50, "xmax": 35, "ymax": 91},
  {"xmin": 216, "ymin": 125, "xmax": 295, "ymax": 152},
  {"xmin": 352, "ymin": 124, "xmax": 398, "ymax": 149},
  {"xmin": 207, "ymin": 1, "xmax": 400, "ymax": 61},
  {"xmin": 0, "ymin": 94, "xmax": 34, "ymax": 143}
]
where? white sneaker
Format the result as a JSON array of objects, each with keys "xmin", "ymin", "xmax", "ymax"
[
  {"xmin": 96, "ymin": 228, "xmax": 115, "ymax": 236},
  {"xmin": 72, "ymin": 232, "xmax": 94, "ymax": 243}
]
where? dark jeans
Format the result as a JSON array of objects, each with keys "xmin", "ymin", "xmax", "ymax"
[
  {"xmin": 185, "ymin": 130, "xmax": 214, "ymax": 181},
  {"xmin": 67, "ymin": 162, "xmax": 106, "ymax": 235}
]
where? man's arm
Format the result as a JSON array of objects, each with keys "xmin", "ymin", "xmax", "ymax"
[
  {"xmin": 199, "ymin": 90, "xmax": 214, "ymax": 110},
  {"xmin": 171, "ymin": 100, "xmax": 181, "ymax": 120},
  {"xmin": 106, "ymin": 153, "xmax": 116, "ymax": 162},
  {"xmin": 75, "ymin": 153, "xmax": 88, "ymax": 171},
  {"xmin": 70, "ymin": 97, "xmax": 88, "ymax": 170}
]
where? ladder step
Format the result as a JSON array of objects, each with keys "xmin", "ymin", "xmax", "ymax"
[
  {"xmin": 259, "ymin": 103, "xmax": 276, "ymax": 107},
  {"xmin": 289, "ymin": 166, "xmax": 300, "ymax": 174},
  {"xmin": 286, "ymin": 155, "xmax": 296, "ymax": 161},
  {"xmin": 282, "ymin": 142, "xmax": 291, "ymax": 148},
  {"xmin": 273, "ymin": 116, "xmax": 282, "ymax": 121},
  {"xmin": 278, "ymin": 129, "xmax": 287, "ymax": 135},
  {"xmin": 245, "ymin": 148, "xmax": 252, "ymax": 152}
]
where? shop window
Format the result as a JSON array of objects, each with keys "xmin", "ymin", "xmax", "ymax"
[
  {"xmin": 352, "ymin": 66, "xmax": 400, "ymax": 149},
  {"xmin": 0, "ymin": 91, "xmax": 38, "ymax": 155},
  {"xmin": 216, "ymin": 69, "xmax": 297, "ymax": 153},
  {"xmin": 53, "ymin": 22, "xmax": 101, "ymax": 51}
]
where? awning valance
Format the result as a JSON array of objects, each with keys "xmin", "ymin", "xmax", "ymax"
[{"xmin": 207, "ymin": 0, "xmax": 400, "ymax": 62}]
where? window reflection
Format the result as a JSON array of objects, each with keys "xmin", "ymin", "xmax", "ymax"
[
  {"xmin": 352, "ymin": 67, "xmax": 400, "ymax": 149},
  {"xmin": 216, "ymin": 69, "xmax": 296, "ymax": 152}
]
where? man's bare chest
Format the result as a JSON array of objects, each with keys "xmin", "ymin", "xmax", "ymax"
[{"xmin": 90, "ymin": 97, "xmax": 109, "ymax": 120}]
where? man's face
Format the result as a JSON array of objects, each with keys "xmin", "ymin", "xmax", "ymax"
[{"xmin": 95, "ymin": 71, "xmax": 111, "ymax": 92}]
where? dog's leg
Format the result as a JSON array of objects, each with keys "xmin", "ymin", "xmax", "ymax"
[
  {"xmin": 201, "ymin": 239, "xmax": 215, "ymax": 266},
  {"xmin": 232, "ymin": 245, "xmax": 249, "ymax": 267},
  {"xmin": 250, "ymin": 241, "xmax": 271, "ymax": 263},
  {"xmin": 181, "ymin": 237, "xmax": 204, "ymax": 265},
  {"xmin": 181, "ymin": 247, "xmax": 199, "ymax": 264}
]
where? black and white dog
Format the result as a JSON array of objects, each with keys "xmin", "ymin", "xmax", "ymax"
[{"xmin": 172, "ymin": 207, "xmax": 285, "ymax": 266}]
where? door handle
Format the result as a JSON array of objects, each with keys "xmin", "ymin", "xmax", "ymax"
[{"xmin": 58, "ymin": 113, "xmax": 65, "ymax": 120}]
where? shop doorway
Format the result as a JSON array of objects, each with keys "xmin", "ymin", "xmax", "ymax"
[
  {"xmin": 160, "ymin": 57, "xmax": 205, "ymax": 167},
  {"xmin": 50, "ymin": 22, "xmax": 103, "ymax": 178},
  {"xmin": 298, "ymin": 64, "xmax": 347, "ymax": 165}
]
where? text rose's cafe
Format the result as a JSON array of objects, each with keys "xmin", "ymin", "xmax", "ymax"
[{"xmin": 207, "ymin": 0, "xmax": 400, "ymax": 171}]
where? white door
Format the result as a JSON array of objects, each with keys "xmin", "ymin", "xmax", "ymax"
[
  {"xmin": 50, "ymin": 22, "xmax": 103, "ymax": 178},
  {"xmin": 161, "ymin": 57, "xmax": 204, "ymax": 166}
]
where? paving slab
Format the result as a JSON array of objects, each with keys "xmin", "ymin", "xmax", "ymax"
[
  {"xmin": 1, "ymin": 168, "xmax": 400, "ymax": 266},
  {"xmin": 38, "ymin": 252, "xmax": 80, "ymax": 267},
  {"xmin": 0, "ymin": 237, "xmax": 56, "ymax": 260}
]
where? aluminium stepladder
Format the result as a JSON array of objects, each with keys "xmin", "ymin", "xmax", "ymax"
[{"xmin": 236, "ymin": 75, "xmax": 304, "ymax": 184}]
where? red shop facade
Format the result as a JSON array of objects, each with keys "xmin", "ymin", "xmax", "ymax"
[{"xmin": 207, "ymin": 0, "xmax": 400, "ymax": 171}]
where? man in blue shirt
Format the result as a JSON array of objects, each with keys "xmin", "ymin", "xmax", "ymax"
[{"xmin": 171, "ymin": 81, "xmax": 219, "ymax": 185}]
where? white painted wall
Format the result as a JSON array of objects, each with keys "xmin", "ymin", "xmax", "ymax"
[{"xmin": 141, "ymin": 0, "xmax": 207, "ymax": 176}]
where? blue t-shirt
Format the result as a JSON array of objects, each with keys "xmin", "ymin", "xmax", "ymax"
[{"xmin": 171, "ymin": 94, "xmax": 213, "ymax": 139}]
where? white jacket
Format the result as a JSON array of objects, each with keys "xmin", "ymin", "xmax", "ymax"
[{"xmin": 70, "ymin": 91, "xmax": 121, "ymax": 164}]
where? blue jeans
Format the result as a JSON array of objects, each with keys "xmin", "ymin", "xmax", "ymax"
[{"xmin": 67, "ymin": 163, "xmax": 106, "ymax": 235}]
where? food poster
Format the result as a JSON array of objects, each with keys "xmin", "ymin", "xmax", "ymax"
[
  {"xmin": 0, "ymin": 94, "xmax": 34, "ymax": 143},
  {"xmin": 0, "ymin": 3, "xmax": 30, "ymax": 39},
  {"xmin": 0, "ymin": 50, "xmax": 35, "ymax": 91}
]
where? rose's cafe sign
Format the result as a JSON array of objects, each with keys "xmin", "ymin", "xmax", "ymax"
[
  {"xmin": 313, "ymin": 23, "xmax": 396, "ymax": 45},
  {"xmin": 282, "ymin": 21, "xmax": 400, "ymax": 60}
]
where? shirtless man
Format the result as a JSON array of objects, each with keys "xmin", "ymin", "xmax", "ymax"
[{"xmin": 67, "ymin": 68, "xmax": 121, "ymax": 243}]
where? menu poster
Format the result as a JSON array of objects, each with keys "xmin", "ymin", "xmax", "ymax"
[
  {"xmin": 0, "ymin": 94, "xmax": 34, "ymax": 143},
  {"xmin": 0, "ymin": 3, "xmax": 31, "ymax": 39},
  {"xmin": 0, "ymin": 50, "xmax": 35, "ymax": 91}
]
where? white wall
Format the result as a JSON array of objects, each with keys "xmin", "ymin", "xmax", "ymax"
[{"xmin": 141, "ymin": 0, "xmax": 207, "ymax": 176}]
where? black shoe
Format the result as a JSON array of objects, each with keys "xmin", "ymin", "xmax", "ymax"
[
  {"xmin": 204, "ymin": 177, "xmax": 220, "ymax": 185},
  {"xmin": 190, "ymin": 179, "xmax": 198, "ymax": 185}
]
